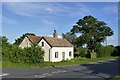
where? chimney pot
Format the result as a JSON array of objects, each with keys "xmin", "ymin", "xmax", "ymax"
[{"xmin": 53, "ymin": 30, "xmax": 58, "ymax": 38}]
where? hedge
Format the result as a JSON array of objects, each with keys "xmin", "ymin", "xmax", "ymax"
[
  {"xmin": 97, "ymin": 45, "xmax": 115, "ymax": 57},
  {"xmin": 2, "ymin": 44, "xmax": 44, "ymax": 64}
]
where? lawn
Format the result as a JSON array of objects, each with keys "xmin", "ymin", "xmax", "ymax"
[{"xmin": 2, "ymin": 56, "xmax": 119, "ymax": 68}]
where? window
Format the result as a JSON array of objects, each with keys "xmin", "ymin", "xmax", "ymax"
[
  {"xmin": 55, "ymin": 52, "xmax": 58, "ymax": 58},
  {"xmin": 69, "ymin": 51, "xmax": 72, "ymax": 57},
  {"xmin": 41, "ymin": 42, "xmax": 44, "ymax": 47}
]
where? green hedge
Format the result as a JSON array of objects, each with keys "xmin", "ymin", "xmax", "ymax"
[
  {"xmin": 97, "ymin": 45, "xmax": 115, "ymax": 57},
  {"xmin": 2, "ymin": 44, "xmax": 44, "ymax": 64},
  {"xmin": 75, "ymin": 47, "xmax": 88, "ymax": 58},
  {"xmin": 111, "ymin": 46, "xmax": 120, "ymax": 56}
]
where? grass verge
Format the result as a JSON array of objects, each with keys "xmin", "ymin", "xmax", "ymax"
[
  {"xmin": 2, "ymin": 56, "xmax": 119, "ymax": 68},
  {"xmin": 113, "ymin": 75, "xmax": 120, "ymax": 80}
]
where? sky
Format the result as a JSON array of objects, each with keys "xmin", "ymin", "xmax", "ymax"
[{"xmin": 1, "ymin": 2, "xmax": 118, "ymax": 46}]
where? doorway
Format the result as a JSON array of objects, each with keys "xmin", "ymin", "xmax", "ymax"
[{"xmin": 62, "ymin": 52, "xmax": 65, "ymax": 60}]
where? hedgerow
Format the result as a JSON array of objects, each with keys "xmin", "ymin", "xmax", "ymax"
[{"xmin": 2, "ymin": 44, "xmax": 44, "ymax": 64}]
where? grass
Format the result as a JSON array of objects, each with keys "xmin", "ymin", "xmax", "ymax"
[
  {"xmin": 113, "ymin": 75, "xmax": 120, "ymax": 80},
  {"xmin": 2, "ymin": 56, "xmax": 119, "ymax": 68}
]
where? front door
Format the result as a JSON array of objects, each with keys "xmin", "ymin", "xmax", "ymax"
[{"xmin": 62, "ymin": 52, "xmax": 65, "ymax": 60}]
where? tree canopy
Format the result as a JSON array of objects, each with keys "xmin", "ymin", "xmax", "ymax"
[
  {"xmin": 14, "ymin": 33, "xmax": 36, "ymax": 45},
  {"xmin": 70, "ymin": 15, "xmax": 113, "ymax": 52},
  {"xmin": 62, "ymin": 32, "xmax": 77, "ymax": 45}
]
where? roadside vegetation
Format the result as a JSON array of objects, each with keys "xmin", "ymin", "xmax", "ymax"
[
  {"xmin": 113, "ymin": 75, "xmax": 120, "ymax": 80},
  {"xmin": 1, "ymin": 15, "xmax": 120, "ymax": 68},
  {"xmin": 2, "ymin": 56, "xmax": 118, "ymax": 68},
  {"xmin": 63, "ymin": 15, "xmax": 119, "ymax": 58},
  {"xmin": 2, "ymin": 36, "xmax": 44, "ymax": 66}
]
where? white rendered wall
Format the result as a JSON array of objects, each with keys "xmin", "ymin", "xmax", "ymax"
[
  {"xmin": 19, "ymin": 37, "xmax": 32, "ymax": 48},
  {"xmin": 51, "ymin": 47, "xmax": 74, "ymax": 62},
  {"xmin": 38, "ymin": 39, "xmax": 51, "ymax": 61}
]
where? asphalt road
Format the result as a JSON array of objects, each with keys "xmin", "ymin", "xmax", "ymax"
[{"xmin": 1, "ymin": 58, "xmax": 119, "ymax": 79}]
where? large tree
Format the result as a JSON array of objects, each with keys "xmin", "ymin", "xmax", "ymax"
[
  {"xmin": 71, "ymin": 15, "xmax": 113, "ymax": 52},
  {"xmin": 14, "ymin": 33, "xmax": 36, "ymax": 45},
  {"xmin": 62, "ymin": 32, "xmax": 77, "ymax": 45}
]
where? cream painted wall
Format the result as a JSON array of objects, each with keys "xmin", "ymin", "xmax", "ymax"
[
  {"xmin": 19, "ymin": 37, "xmax": 74, "ymax": 62},
  {"xmin": 38, "ymin": 39, "xmax": 51, "ymax": 61},
  {"xmin": 51, "ymin": 47, "xmax": 74, "ymax": 62},
  {"xmin": 19, "ymin": 37, "xmax": 32, "ymax": 48}
]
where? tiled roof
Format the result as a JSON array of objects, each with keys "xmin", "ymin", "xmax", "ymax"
[
  {"xmin": 26, "ymin": 35, "xmax": 73, "ymax": 47},
  {"xmin": 26, "ymin": 35, "xmax": 42, "ymax": 45},
  {"xmin": 43, "ymin": 37, "xmax": 73, "ymax": 47}
]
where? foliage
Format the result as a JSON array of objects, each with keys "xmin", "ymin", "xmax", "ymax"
[
  {"xmin": 116, "ymin": 46, "xmax": 120, "ymax": 56},
  {"xmin": 111, "ymin": 46, "xmax": 120, "ymax": 56},
  {"xmin": 62, "ymin": 32, "xmax": 77, "ymax": 45},
  {"xmin": 14, "ymin": 33, "xmax": 36, "ymax": 45},
  {"xmin": 113, "ymin": 75, "xmax": 120, "ymax": 80},
  {"xmin": 2, "ymin": 36, "xmax": 44, "ymax": 64},
  {"xmin": 0, "ymin": 36, "xmax": 2, "ymax": 60},
  {"xmin": 3, "ymin": 56, "xmax": 118, "ymax": 68},
  {"xmin": 75, "ymin": 47, "xmax": 88, "ymax": 58},
  {"xmin": 3, "ymin": 45, "xmax": 44, "ymax": 64},
  {"xmin": 70, "ymin": 15, "xmax": 113, "ymax": 52},
  {"xmin": 23, "ymin": 46, "xmax": 44, "ymax": 64},
  {"xmin": 97, "ymin": 45, "xmax": 115, "ymax": 57}
]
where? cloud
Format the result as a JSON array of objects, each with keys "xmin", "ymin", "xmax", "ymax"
[
  {"xmin": 3, "ymin": 2, "xmax": 91, "ymax": 18},
  {"xmin": 3, "ymin": 2, "xmax": 42, "ymax": 17},
  {"xmin": 34, "ymin": 19, "xmax": 59, "ymax": 36},
  {"xmin": 47, "ymin": 35, "xmax": 62, "ymax": 38},
  {"xmin": 46, "ymin": 8, "xmax": 54, "ymax": 14},
  {"xmin": 1, "ymin": 16, "xmax": 17, "ymax": 24},
  {"xmin": 49, "ymin": 3, "xmax": 91, "ymax": 17}
]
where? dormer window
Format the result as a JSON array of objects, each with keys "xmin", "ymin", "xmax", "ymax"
[{"xmin": 42, "ymin": 42, "xmax": 44, "ymax": 47}]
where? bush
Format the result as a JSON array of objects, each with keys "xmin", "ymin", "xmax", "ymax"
[
  {"xmin": 23, "ymin": 46, "xmax": 44, "ymax": 64},
  {"xmin": 75, "ymin": 47, "xmax": 88, "ymax": 58},
  {"xmin": 111, "ymin": 46, "xmax": 120, "ymax": 56},
  {"xmin": 97, "ymin": 45, "xmax": 115, "ymax": 57},
  {"xmin": 2, "ymin": 44, "xmax": 44, "ymax": 64}
]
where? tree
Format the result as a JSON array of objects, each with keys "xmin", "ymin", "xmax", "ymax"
[
  {"xmin": 62, "ymin": 32, "xmax": 77, "ymax": 45},
  {"xmin": 0, "ymin": 36, "xmax": 2, "ymax": 60},
  {"xmin": 71, "ymin": 15, "xmax": 113, "ymax": 53},
  {"xmin": 2, "ymin": 36, "xmax": 8, "ymax": 44},
  {"xmin": 2, "ymin": 36, "xmax": 12, "ymax": 60},
  {"xmin": 14, "ymin": 33, "xmax": 36, "ymax": 45}
]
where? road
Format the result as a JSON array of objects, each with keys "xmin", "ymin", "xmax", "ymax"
[{"xmin": 1, "ymin": 58, "xmax": 119, "ymax": 79}]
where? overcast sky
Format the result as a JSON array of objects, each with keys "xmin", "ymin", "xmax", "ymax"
[{"xmin": 1, "ymin": 2, "xmax": 118, "ymax": 46}]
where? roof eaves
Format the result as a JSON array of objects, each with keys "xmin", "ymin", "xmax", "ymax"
[{"xmin": 41, "ymin": 37, "xmax": 52, "ymax": 48}]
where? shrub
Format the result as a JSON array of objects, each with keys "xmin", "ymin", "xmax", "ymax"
[
  {"xmin": 111, "ymin": 46, "xmax": 120, "ymax": 56},
  {"xmin": 75, "ymin": 47, "xmax": 88, "ymax": 58},
  {"xmin": 97, "ymin": 45, "xmax": 115, "ymax": 57},
  {"xmin": 23, "ymin": 46, "xmax": 44, "ymax": 64},
  {"xmin": 2, "ymin": 44, "xmax": 44, "ymax": 64}
]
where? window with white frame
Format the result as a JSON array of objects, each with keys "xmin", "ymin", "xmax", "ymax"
[{"xmin": 55, "ymin": 52, "xmax": 58, "ymax": 58}]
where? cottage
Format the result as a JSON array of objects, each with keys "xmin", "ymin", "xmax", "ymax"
[{"xmin": 19, "ymin": 30, "xmax": 74, "ymax": 62}]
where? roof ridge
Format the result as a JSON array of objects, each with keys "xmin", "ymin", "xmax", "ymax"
[{"xmin": 26, "ymin": 35, "xmax": 73, "ymax": 47}]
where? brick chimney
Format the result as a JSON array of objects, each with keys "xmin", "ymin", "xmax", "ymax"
[{"xmin": 53, "ymin": 30, "xmax": 58, "ymax": 38}]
